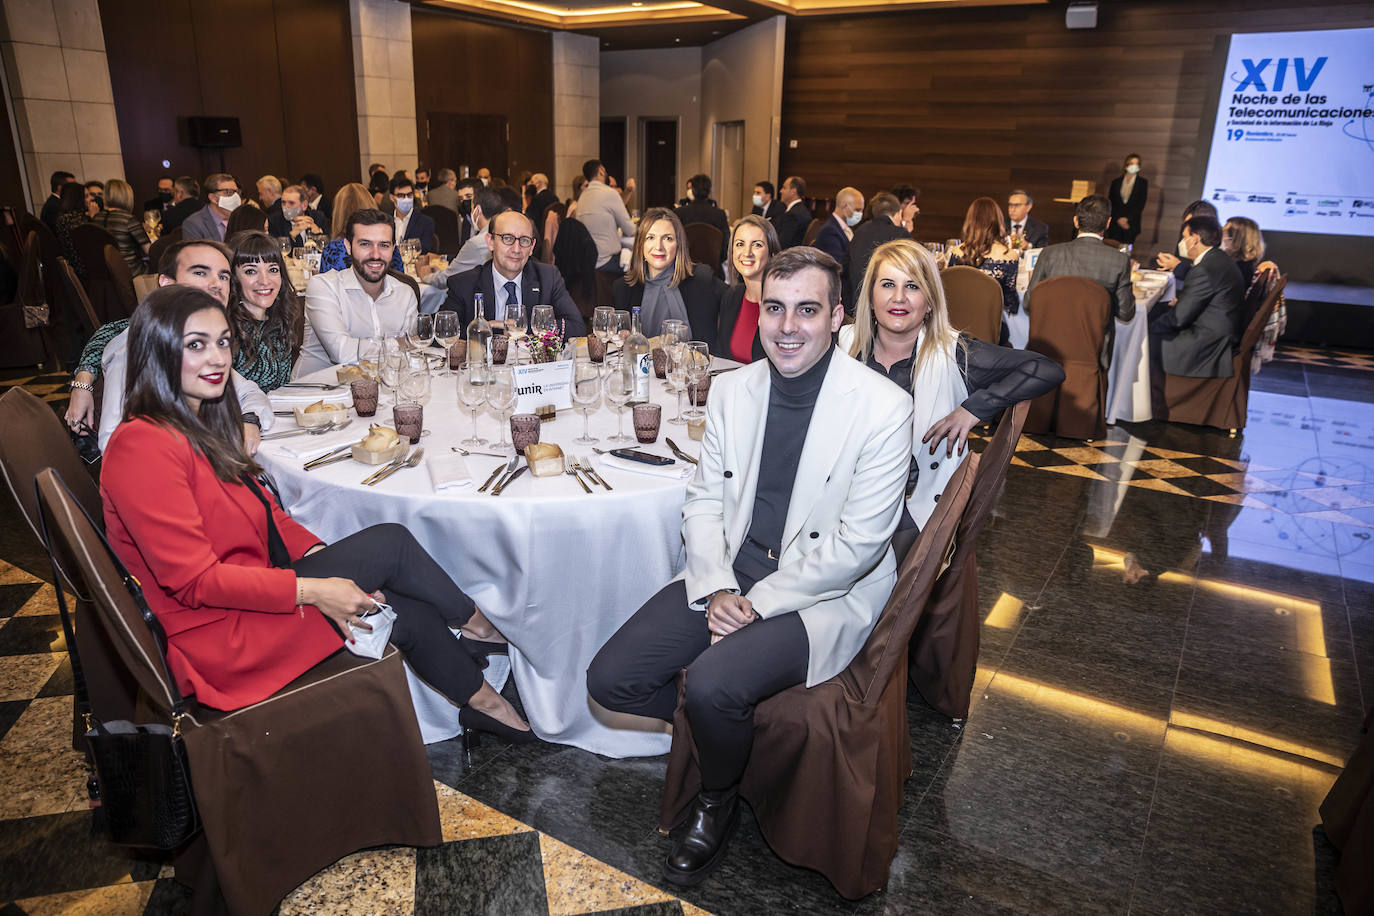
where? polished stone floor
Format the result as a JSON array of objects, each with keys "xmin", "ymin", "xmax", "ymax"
[{"xmin": 1, "ymin": 345, "xmax": 1369, "ymax": 913}]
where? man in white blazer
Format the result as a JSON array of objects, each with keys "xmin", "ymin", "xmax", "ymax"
[{"xmin": 588, "ymin": 247, "xmax": 913, "ymax": 887}]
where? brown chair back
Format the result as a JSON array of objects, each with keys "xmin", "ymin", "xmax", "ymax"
[
  {"xmin": 21, "ymin": 216, "xmax": 62, "ymax": 306},
  {"xmin": 422, "ymin": 204, "xmax": 461, "ymax": 257},
  {"xmin": 801, "ymin": 217, "xmax": 827, "ymax": 248},
  {"xmin": 387, "ymin": 268, "xmax": 421, "ymax": 305},
  {"xmin": 684, "ymin": 222, "xmax": 723, "ymax": 278},
  {"xmin": 940, "ymin": 265, "xmax": 1003, "ymax": 344},
  {"xmin": 1023, "ymin": 275, "xmax": 1111, "ymax": 439},
  {"xmin": 1, "ymin": 231, "xmax": 49, "ymax": 368},
  {"xmin": 146, "ymin": 226, "xmax": 182, "ymax": 274},
  {"xmin": 910, "ymin": 400, "xmax": 1030, "ymax": 719},
  {"xmin": 58, "ymin": 257, "xmax": 103, "ymax": 337},
  {"xmin": 103, "ymin": 243, "xmax": 138, "ymax": 316}
]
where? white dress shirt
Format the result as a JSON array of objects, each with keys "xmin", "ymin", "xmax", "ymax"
[
  {"xmin": 394, "ymin": 210, "xmax": 412, "ymax": 244},
  {"xmin": 492, "ymin": 263, "xmax": 522, "ymax": 320},
  {"xmin": 97, "ymin": 330, "xmax": 274, "ymax": 451},
  {"xmin": 295, "ymin": 268, "xmax": 418, "ymax": 376},
  {"xmin": 575, "ymin": 180, "xmax": 636, "ymax": 268},
  {"xmin": 832, "ymin": 213, "xmax": 853, "ymax": 242}
]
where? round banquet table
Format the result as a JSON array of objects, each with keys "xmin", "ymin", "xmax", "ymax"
[{"xmin": 257, "ymin": 360, "xmax": 720, "ymax": 758}]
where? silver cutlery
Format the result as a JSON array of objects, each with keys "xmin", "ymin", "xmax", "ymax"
[
  {"xmin": 478, "ymin": 462, "xmax": 507, "ymax": 492},
  {"xmin": 281, "ymin": 381, "xmax": 343, "ymax": 390},
  {"xmin": 303, "ymin": 444, "xmax": 353, "ymax": 470},
  {"xmin": 709, "ymin": 366, "xmax": 738, "ymax": 376},
  {"xmin": 451, "ymin": 447, "xmax": 510, "ymax": 458},
  {"xmin": 361, "ymin": 453, "xmax": 405, "ymax": 485},
  {"xmin": 665, "ymin": 437, "xmax": 698, "ymax": 465},
  {"xmin": 564, "ymin": 456, "xmax": 591, "ymax": 493},
  {"xmin": 484, "ymin": 456, "xmax": 519, "ymax": 494},
  {"xmin": 492, "ymin": 464, "xmax": 527, "ymax": 495},
  {"xmin": 576, "ymin": 456, "xmax": 611, "ymax": 491},
  {"xmin": 367, "ymin": 448, "xmax": 424, "ymax": 486},
  {"xmin": 262, "ymin": 418, "xmax": 350, "ymax": 441}
]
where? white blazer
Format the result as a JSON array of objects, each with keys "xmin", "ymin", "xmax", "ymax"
[{"xmin": 680, "ymin": 349, "xmax": 914, "ymax": 686}]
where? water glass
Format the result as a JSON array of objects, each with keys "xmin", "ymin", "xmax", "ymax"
[
  {"xmin": 349, "ymin": 378, "xmax": 379, "ymax": 417},
  {"xmin": 486, "ymin": 365, "xmax": 518, "ymax": 452},
  {"xmin": 457, "ymin": 362, "xmax": 488, "ymax": 447},
  {"xmin": 393, "ymin": 403, "xmax": 423, "ymax": 444},
  {"xmin": 510, "ymin": 413, "xmax": 541, "ymax": 453},
  {"xmin": 632, "ymin": 403, "xmax": 661, "ymax": 444}
]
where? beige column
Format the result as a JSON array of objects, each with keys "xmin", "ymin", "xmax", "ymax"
[
  {"xmin": 349, "ymin": 0, "xmax": 417, "ymax": 184},
  {"xmin": 552, "ymin": 32, "xmax": 599, "ymax": 205}
]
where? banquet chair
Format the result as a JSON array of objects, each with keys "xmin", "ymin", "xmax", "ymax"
[
  {"xmin": 554, "ymin": 215, "xmax": 599, "ymax": 320},
  {"xmin": 800, "ymin": 217, "xmax": 827, "ymax": 248},
  {"xmin": 34, "ymin": 468, "xmax": 442, "ymax": 916},
  {"xmin": 102, "ymin": 242, "xmax": 139, "ymax": 316},
  {"xmin": 940, "ymin": 266, "xmax": 1003, "ymax": 344},
  {"xmin": 684, "ymin": 222, "xmax": 724, "ymax": 279},
  {"xmin": 1321, "ymin": 710, "xmax": 1374, "ymax": 916},
  {"xmin": 58, "ymin": 257, "xmax": 103, "ymax": 339},
  {"xmin": 388, "ymin": 268, "xmax": 421, "ymax": 304},
  {"xmin": 658, "ymin": 454, "xmax": 977, "ymax": 899},
  {"xmin": 909, "ymin": 400, "xmax": 1028, "ymax": 721},
  {"xmin": 146, "ymin": 226, "xmax": 182, "ymax": 272},
  {"xmin": 1160, "ymin": 272, "xmax": 1285, "ymax": 435},
  {"xmin": 0, "ymin": 389, "xmax": 139, "ymax": 748},
  {"xmin": 423, "ymin": 204, "xmax": 461, "ymax": 257},
  {"xmin": 1, "ymin": 230, "xmax": 50, "ymax": 368},
  {"xmin": 1023, "ymin": 276, "xmax": 1111, "ymax": 440},
  {"xmin": 72, "ymin": 224, "xmax": 134, "ymax": 321},
  {"xmin": 20, "ymin": 215, "xmax": 63, "ymax": 307}
]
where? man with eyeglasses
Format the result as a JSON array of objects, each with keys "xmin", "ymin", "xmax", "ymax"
[
  {"xmin": 390, "ymin": 174, "xmax": 435, "ymax": 254},
  {"xmin": 441, "ymin": 209, "xmax": 586, "ymax": 337},
  {"xmin": 182, "ymin": 172, "xmax": 242, "ymax": 242}
]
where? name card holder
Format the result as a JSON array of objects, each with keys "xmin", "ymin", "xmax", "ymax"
[{"xmin": 513, "ymin": 359, "xmax": 573, "ymax": 413}]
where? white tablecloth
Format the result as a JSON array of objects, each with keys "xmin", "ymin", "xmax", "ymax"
[
  {"xmin": 258, "ymin": 362, "xmax": 717, "ymax": 758},
  {"xmin": 1104, "ymin": 271, "xmax": 1173, "ymax": 425}
]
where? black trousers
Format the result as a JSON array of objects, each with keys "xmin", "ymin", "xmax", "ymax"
[
  {"xmin": 292, "ymin": 523, "xmax": 484, "ymax": 707},
  {"xmin": 1147, "ymin": 301, "xmax": 1175, "ymax": 418},
  {"xmin": 587, "ymin": 580, "xmax": 809, "ymax": 791}
]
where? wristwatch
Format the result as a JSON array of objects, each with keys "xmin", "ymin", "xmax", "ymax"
[{"xmin": 242, "ymin": 411, "xmax": 262, "ymax": 428}]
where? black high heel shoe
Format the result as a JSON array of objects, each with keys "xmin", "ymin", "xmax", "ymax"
[
  {"xmin": 459, "ymin": 706, "xmax": 538, "ymax": 753},
  {"xmin": 459, "ymin": 633, "xmax": 509, "ymax": 656}
]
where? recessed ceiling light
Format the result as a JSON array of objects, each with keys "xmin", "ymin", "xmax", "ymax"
[
  {"xmin": 674, "ymin": 37, "xmax": 681, "ymax": 42},
  {"xmin": 631, "ymin": 1, "xmax": 643, "ymax": 5}
]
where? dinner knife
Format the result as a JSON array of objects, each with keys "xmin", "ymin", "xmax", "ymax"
[
  {"xmin": 492, "ymin": 465, "xmax": 527, "ymax": 495},
  {"xmin": 665, "ymin": 437, "xmax": 699, "ymax": 464},
  {"xmin": 303, "ymin": 445, "xmax": 353, "ymax": 470},
  {"xmin": 362, "ymin": 455, "xmax": 406, "ymax": 485},
  {"xmin": 483, "ymin": 456, "xmax": 519, "ymax": 493}
]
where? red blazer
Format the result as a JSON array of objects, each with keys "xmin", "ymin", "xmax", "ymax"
[{"xmin": 101, "ymin": 418, "xmax": 341, "ymax": 710}]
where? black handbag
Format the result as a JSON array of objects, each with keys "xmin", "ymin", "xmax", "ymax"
[{"xmin": 39, "ymin": 477, "xmax": 202, "ymax": 850}]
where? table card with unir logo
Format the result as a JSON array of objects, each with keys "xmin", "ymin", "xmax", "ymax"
[{"xmin": 513, "ymin": 359, "xmax": 573, "ymax": 413}]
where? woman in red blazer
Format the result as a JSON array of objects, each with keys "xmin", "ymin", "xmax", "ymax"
[{"xmin": 100, "ymin": 285, "xmax": 533, "ymax": 744}]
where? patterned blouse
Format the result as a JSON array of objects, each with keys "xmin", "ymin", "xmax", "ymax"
[
  {"xmin": 948, "ymin": 251, "xmax": 1021, "ymax": 315},
  {"xmin": 56, "ymin": 211, "xmax": 89, "ymax": 280},
  {"xmin": 319, "ymin": 237, "xmax": 404, "ymax": 274},
  {"xmin": 76, "ymin": 315, "xmax": 293, "ymax": 392}
]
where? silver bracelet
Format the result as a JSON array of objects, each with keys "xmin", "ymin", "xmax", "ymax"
[{"xmin": 69, "ymin": 380, "xmax": 94, "ymax": 392}]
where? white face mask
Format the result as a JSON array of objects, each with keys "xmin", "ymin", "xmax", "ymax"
[
  {"xmin": 1125, "ymin": 164, "xmax": 1141, "ymax": 174},
  {"xmin": 846, "ymin": 211, "xmax": 862, "ymax": 227},
  {"xmin": 396, "ymin": 197, "xmax": 414, "ymax": 215},
  {"xmin": 686, "ymin": 188, "xmax": 695, "ymax": 201},
  {"xmin": 216, "ymin": 191, "xmax": 241, "ymax": 211},
  {"xmin": 1177, "ymin": 237, "xmax": 1191, "ymax": 259},
  {"xmin": 481, "ymin": 178, "xmax": 490, "ymax": 187},
  {"xmin": 752, "ymin": 194, "xmax": 763, "ymax": 208},
  {"xmin": 282, "ymin": 206, "xmax": 301, "ymax": 220}
]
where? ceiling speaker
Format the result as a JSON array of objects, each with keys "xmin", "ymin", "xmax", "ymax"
[{"xmin": 1066, "ymin": 2, "xmax": 1097, "ymax": 29}]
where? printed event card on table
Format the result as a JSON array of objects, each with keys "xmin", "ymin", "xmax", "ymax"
[{"xmin": 513, "ymin": 359, "xmax": 573, "ymax": 413}]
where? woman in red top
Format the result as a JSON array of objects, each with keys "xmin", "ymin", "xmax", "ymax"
[
  {"xmin": 100, "ymin": 286, "xmax": 533, "ymax": 744},
  {"xmin": 713, "ymin": 214, "xmax": 779, "ymax": 363}
]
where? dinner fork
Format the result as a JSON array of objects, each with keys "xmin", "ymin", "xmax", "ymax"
[
  {"xmin": 576, "ymin": 456, "xmax": 611, "ymax": 491},
  {"xmin": 564, "ymin": 456, "xmax": 591, "ymax": 493}
]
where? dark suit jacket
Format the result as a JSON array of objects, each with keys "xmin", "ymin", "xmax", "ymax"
[
  {"xmin": 813, "ymin": 216, "xmax": 850, "ymax": 263},
  {"xmin": 526, "ymin": 188, "xmax": 560, "ymax": 235},
  {"xmin": 442, "ymin": 260, "xmax": 587, "ymax": 338},
  {"xmin": 611, "ymin": 265, "xmax": 725, "ymax": 352},
  {"xmin": 772, "ymin": 202, "xmax": 812, "ymax": 249},
  {"xmin": 1011, "ymin": 216, "xmax": 1049, "ymax": 249},
  {"xmin": 714, "ymin": 283, "xmax": 765, "ymax": 362},
  {"xmin": 142, "ymin": 195, "xmax": 173, "ymax": 214},
  {"xmin": 674, "ymin": 201, "xmax": 730, "ymax": 265},
  {"xmin": 1107, "ymin": 175, "xmax": 1148, "ymax": 244},
  {"xmin": 400, "ymin": 211, "xmax": 435, "ymax": 253},
  {"xmin": 40, "ymin": 195, "xmax": 62, "ymax": 234},
  {"xmin": 1028, "ymin": 235, "xmax": 1135, "ymax": 323},
  {"xmin": 267, "ymin": 208, "xmax": 326, "ymax": 244},
  {"xmin": 161, "ymin": 198, "xmax": 203, "ymax": 233},
  {"xmin": 308, "ymin": 197, "xmax": 332, "ymax": 226},
  {"xmin": 1151, "ymin": 248, "xmax": 1245, "ymax": 378},
  {"xmin": 751, "ymin": 200, "xmax": 784, "ymax": 223},
  {"xmin": 843, "ymin": 218, "xmax": 910, "ymax": 310}
]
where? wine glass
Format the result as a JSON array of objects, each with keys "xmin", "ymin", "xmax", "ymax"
[
  {"xmin": 433, "ymin": 310, "xmax": 461, "ymax": 376},
  {"xmin": 531, "ymin": 305, "xmax": 556, "ymax": 341},
  {"xmin": 666, "ymin": 342, "xmax": 690, "ymax": 425},
  {"xmin": 570, "ymin": 358, "xmax": 601, "ymax": 445},
  {"xmin": 398, "ymin": 352, "xmax": 432, "ymax": 406},
  {"xmin": 143, "ymin": 209, "xmax": 161, "ymax": 239},
  {"xmin": 684, "ymin": 341, "xmax": 711, "ymax": 420},
  {"xmin": 504, "ymin": 299, "xmax": 527, "ymax": 362},
  {"xmin": 486, "ymin": 365, "xmax": 518, "ymax": 453},
  {"xmin": 358, "ymin": 337, "xmax": 383, "ymax": 381},
  {"xmin": 603, "ymin": 359, "xmax": 635, "ymax": 445},
  {"xmin": 614, "ymin": 310, "xmax": 631, "ymax": 347},
  {"xmin": 593, "ymin": 306, "xmax": 615, "ymax": 346},
  {"xmin": 457, "ymin": 362, "xmax": 488, "ymax": 447},
  {"xmin": 408, "ymin": 313, "xmax": 435, "ymax": 352},
  {"xmin": 378, "ymin": 339, "xmax": 405, "ymax": 403},
  {"xmin": 660, "ymin": 319, "xmax": 688, "ymax": 390}
]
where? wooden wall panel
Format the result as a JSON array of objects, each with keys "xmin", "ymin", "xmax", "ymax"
[
  {"xmin": 98, "ymin": 0, "xmax": 357, "ymax": 205},
  {"xmin": 410, "ymin": 9, "xmax": 553, "ymax": 182},
  {"xmin": 779, "ymin": 0, "xmax": 1374, "ymax": 253}
]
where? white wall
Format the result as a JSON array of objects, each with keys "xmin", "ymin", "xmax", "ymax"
[
  {"xmin": 700, "ymin": 17, "xmax": 785, "ymax": 223},
  {"xmin": 599, "ymin": 46, "xmax": 702, "ymax": 209}
]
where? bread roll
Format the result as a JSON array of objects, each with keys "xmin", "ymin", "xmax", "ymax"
[
  {"xmin": 360, "ymin": 425, "xmax": 402, "ymax": 453},
  {"xmin": 524, "ymin": 442, "xmax": 564, "ymax": 477},
  {"xmin": 304, "ymin": 400, "xmax": 336, "ymax": 414}
]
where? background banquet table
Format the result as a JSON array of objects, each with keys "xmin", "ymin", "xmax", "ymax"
[{"xmin": 258, "ymin": 359, "xmax": 714, "ymax": 758}]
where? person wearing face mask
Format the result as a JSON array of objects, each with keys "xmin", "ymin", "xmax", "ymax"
[
  {"xmin": 142, "ymin": 174, "xmax": 176, "ymax": 215},
  {"xmin": 477, "ymin": 167, "xmax": 492, "ymax": 187},
  {"xmin": 420, "ymin": 186, "xmax": 500, "ymax": 291},
  {"xmin": 414, "ymin": 166, "xmax": 430, "ymax": 195},
  {"xmin": 674, "ymin": 173, "xmax": 731, "ymax": 268},
  {"xmin": 1147, "ymin": 215, "xmax": 1246, "ymax": 412},
  {"xmin": 160, "ymin": 176, "xmax": 203, "ymax": 233},
  {"xmin": 389, "ymin": 175, "xmax": 435, "ymax": 253},
  {"xmin": 749, "ymin": 181, "xmax": 781, "ymax": 223},
  {"xmin": 268, "ymin": 184, "xmax": 324, "ymax": 245},
  {"xmin": 1106, "ymin": 154, "xmax": 1148, "ymax": 246},
  {"xmin": 1154, "ymin": 199, "xmax": 1218, "ymax": 282},
  {"xmin": 182, "ymin": 173, "xmax": 242, "ymax": 242},
  {"xmin": 813, "ymin": 186, "xmax": 865, "ymax": 265},
  {"xmin": 842, "ymin": 192, "xmax": 909, "ymax": 312},
  {"xmin": 612, "ymin": 207, "xmax": 724, "ymax": 346}
]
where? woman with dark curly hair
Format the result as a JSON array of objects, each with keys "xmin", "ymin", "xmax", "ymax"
[{"xmin": 226, "ymin": 230, "xmax": 300, "ymax": 392}]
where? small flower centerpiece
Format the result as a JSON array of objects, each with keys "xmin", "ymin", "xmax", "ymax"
[{"xmin": 528, "ymin": 322, "xmax": 566, "ymax": 363}]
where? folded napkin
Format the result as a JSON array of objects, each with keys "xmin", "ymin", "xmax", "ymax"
[
  {"xmin": 269, "ymin": 388, "xmax": 351, "ymax": 408},
  {"xmin": 269, "ymin": 428, "xmax": 361, "ymax": 460},
  {"xmin": 427, "ymin": 453, "xmax": 474, "ymax": 492},
  {"xmin": 598, "ymin": 453, "xmax": 695, "ymax": 480}
]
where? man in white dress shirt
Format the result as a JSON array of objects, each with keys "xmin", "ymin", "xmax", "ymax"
[
  {"xmin": 575, "ymin": 159, "xmax": 637, "ymax": 273},
  {"xmin": 295, "ymin": 209, "xmax": 418, "ymax": 376}
]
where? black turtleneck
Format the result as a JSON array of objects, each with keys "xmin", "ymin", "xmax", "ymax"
[{"xmin": 734, "ymin": 344, "xmax": 835, "ymax": 587}]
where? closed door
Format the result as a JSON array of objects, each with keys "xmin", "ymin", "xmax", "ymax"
[
  {"xmin": 425, "ymin": 112, "xmax": 508, "ymax": 182},
  {"xmin": 640, "ymin": 119, "xmax": 677, "ymax": 211},
  {"xmin": 600, "ymin": 118, "xmax": 627, "ymax": 189},
  {"xmin": 711, "ymin": 120, "xmax": 745, "ymax": 224}
]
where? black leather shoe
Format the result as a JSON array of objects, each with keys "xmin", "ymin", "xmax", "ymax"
[
  {"xmin": 458, "ymin": 707, "xmax": 538, "ymax": 754},
  {"xmin": 664, "ymin": 788, "xmax": 740, "ymax": 886}
]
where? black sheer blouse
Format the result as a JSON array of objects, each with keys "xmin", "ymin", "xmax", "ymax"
[{"xmin": 865, "ymin": 333, "xmax": 1065, "ymax": 419}]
